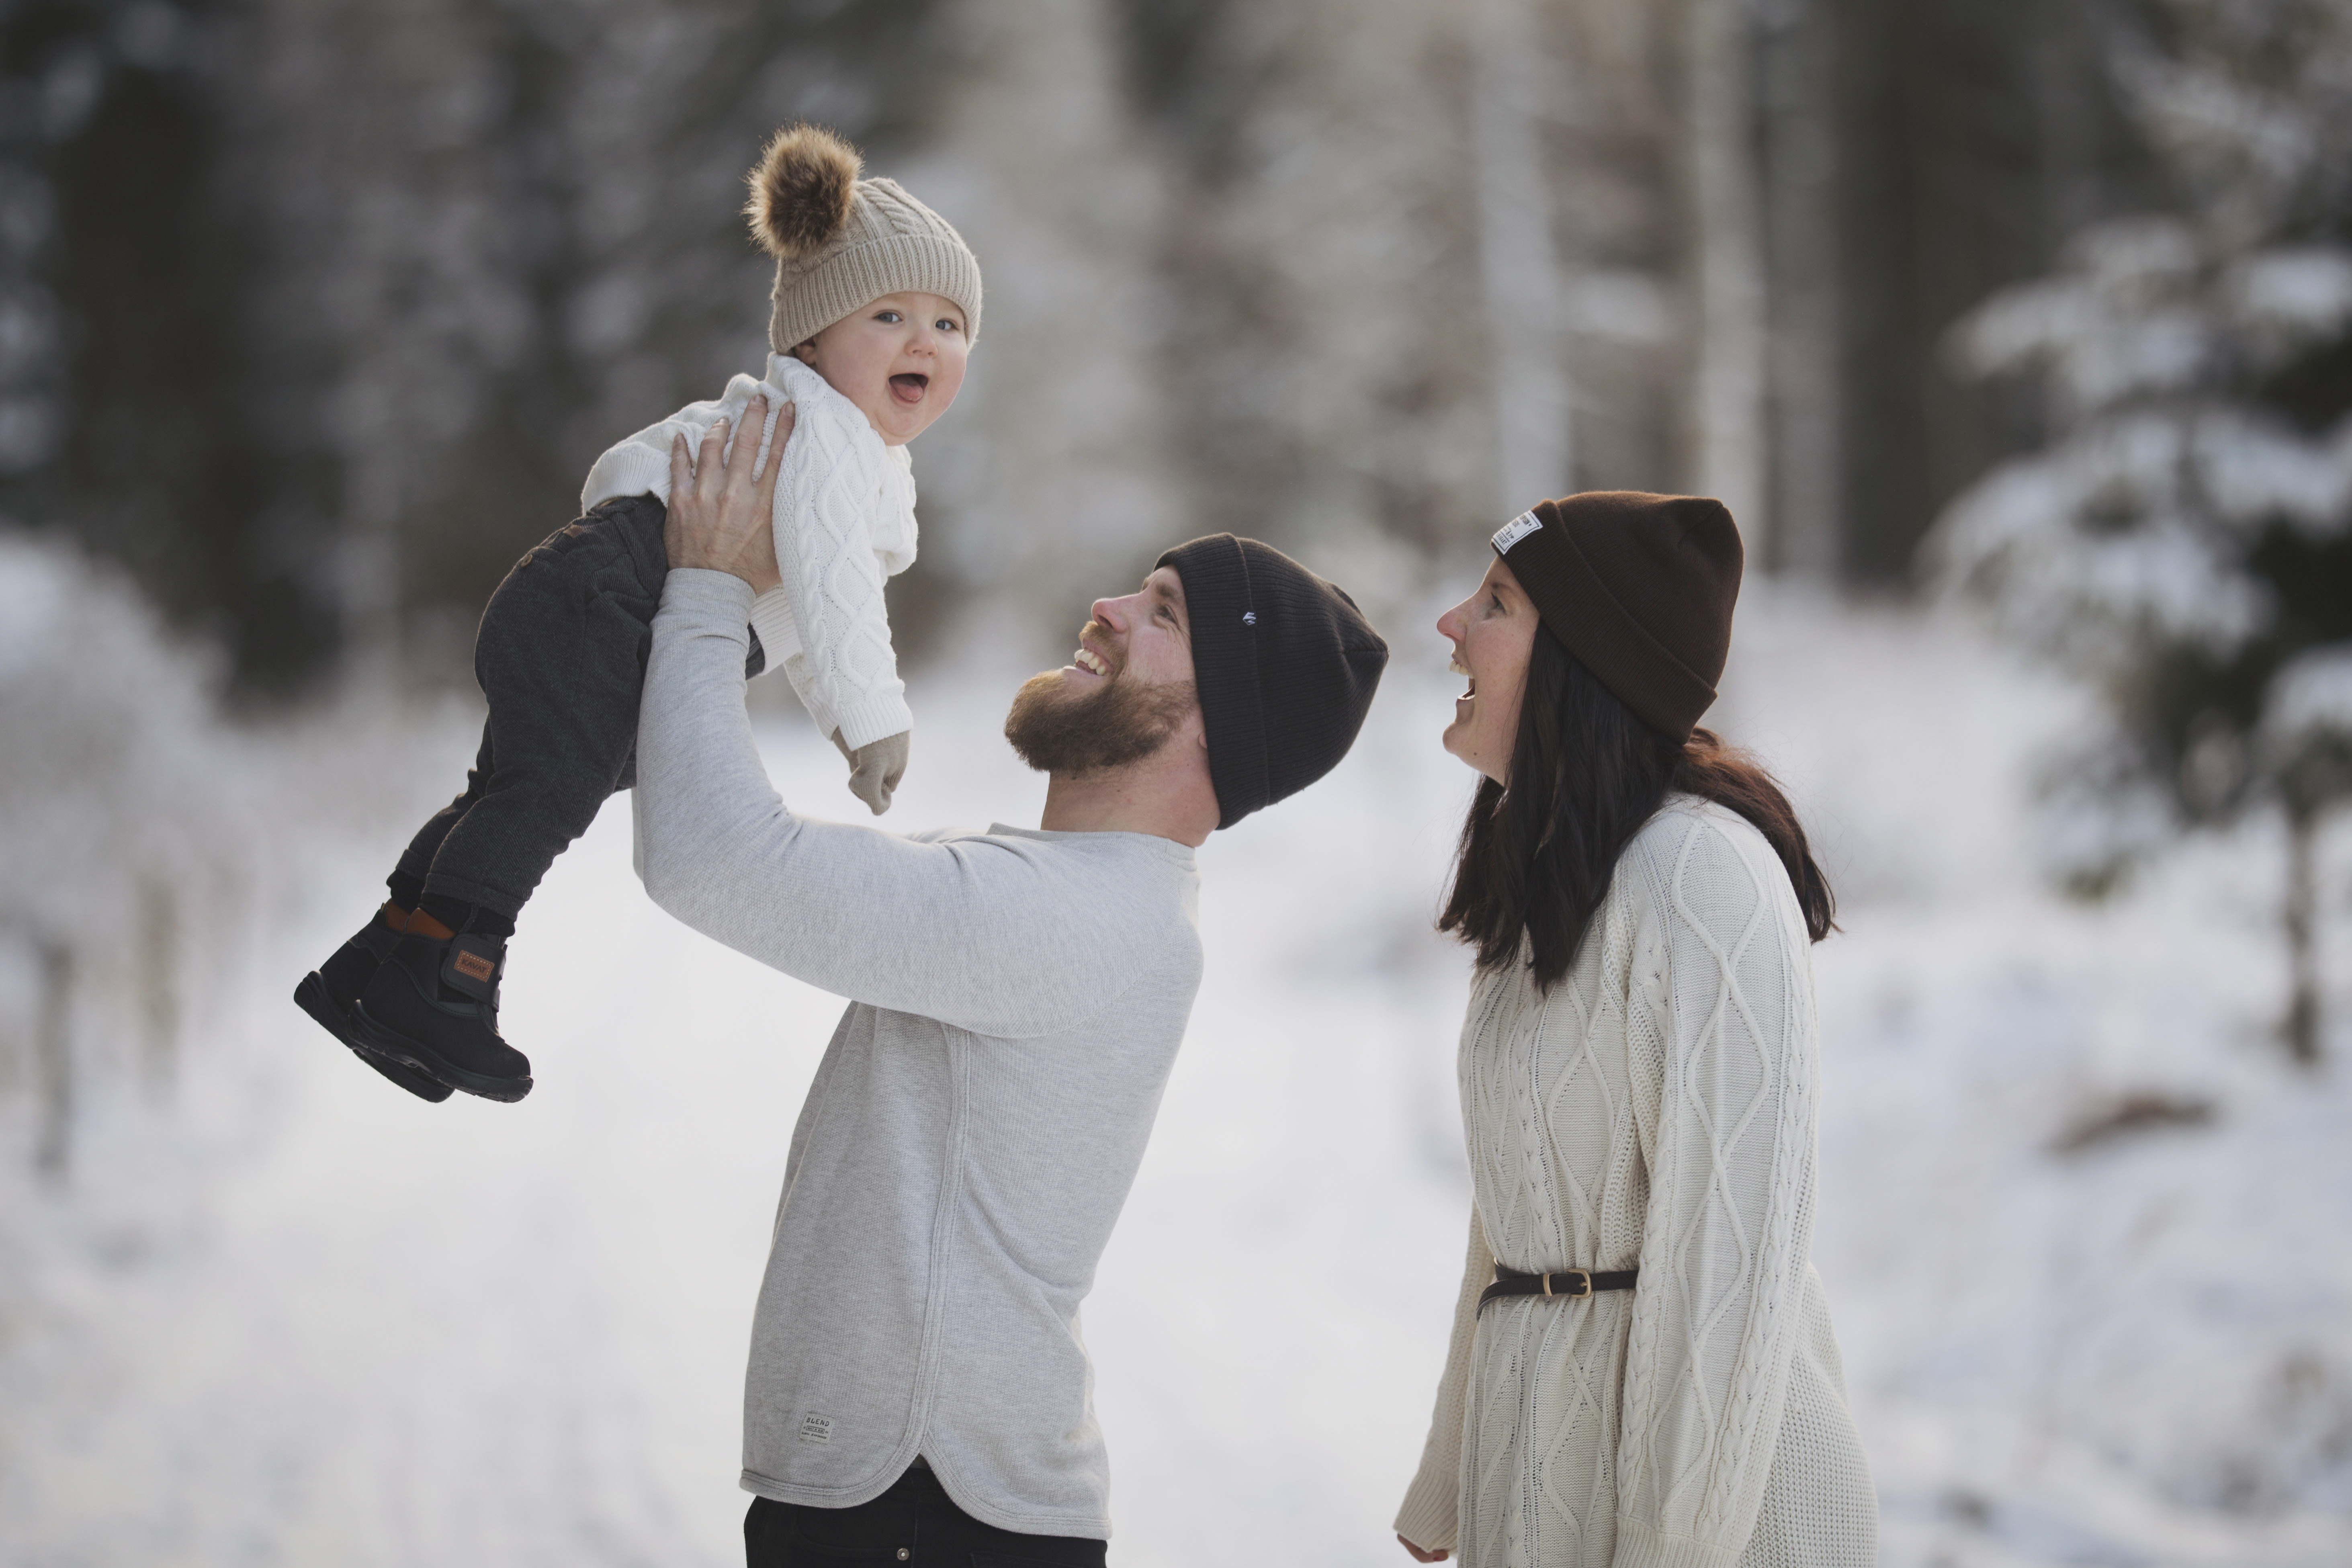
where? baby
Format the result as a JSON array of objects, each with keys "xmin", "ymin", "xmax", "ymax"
[{"xmin": 295, "ymin": 125, "xmax": 978, "ymax": 1104}]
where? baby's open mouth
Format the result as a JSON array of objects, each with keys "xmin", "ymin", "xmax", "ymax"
[{"xmin": 888, "ymin": 373, "xmax": 929, "ymax": 404}]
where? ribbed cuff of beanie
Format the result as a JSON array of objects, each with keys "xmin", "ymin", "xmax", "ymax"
[
  {"xmin": 1158, "ymin": 531, "xmax": 1388, "ymax": 830},
  {"xmin": 1159, "ymin": 536, "xmax": 1268, "ymax": 828},
  {"xmin": 770, "ymin": 233, "xmax": 985, "ymax": 354},
  {"xmin": 1613, "ymin": 1516, "xmax": 1741, "ymax": 1568}
]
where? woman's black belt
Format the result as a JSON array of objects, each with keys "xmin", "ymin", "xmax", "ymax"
[{"xmin": 1477, "ymin": 1262, "xmax": 1638, "ymax": 1312}]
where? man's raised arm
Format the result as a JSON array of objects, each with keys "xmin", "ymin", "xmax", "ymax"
[{"xmin": 633, "ymin": 405, "xmax": 1157, "ymax": 1037}]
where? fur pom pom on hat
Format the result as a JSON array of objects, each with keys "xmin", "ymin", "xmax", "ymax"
[
  {"xmin": 746, "ymin": 125, "xmax": 861, "ymax": 261},
  {"xmin": 744, "ymin": 123, "xmax": 983, "ymax": 352}
]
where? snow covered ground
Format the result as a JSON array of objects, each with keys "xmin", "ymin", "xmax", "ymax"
[{"xmin": 1, "ymin": 571, "xmax": 2348, "ymax": 1566}]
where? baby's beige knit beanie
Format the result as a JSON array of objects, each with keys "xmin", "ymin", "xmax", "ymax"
[{"xmin": 745, "ymin": 125, "xmax": 983, "ymax": 353}]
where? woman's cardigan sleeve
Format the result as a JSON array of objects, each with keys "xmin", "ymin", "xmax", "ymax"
[
  {"xmin": 1394, "ymin": 1206, "xmax": 1495, "ymax": 1553},
  {"xmin": 1611, "ymin": 812, "xmax": 1822, "ymax": 1568}
]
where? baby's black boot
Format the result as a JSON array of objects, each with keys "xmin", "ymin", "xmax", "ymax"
[
  {"xmin": 295, "ymin": 903, "xmax": 455, "ymax": 1103},
  {"xmin": 350, "ymin": 909, "xmax": 533, "ymax": 1102}
]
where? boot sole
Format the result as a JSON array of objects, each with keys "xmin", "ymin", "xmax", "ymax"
[
  {"xmin": 348, "ymin": 997, "xmax": 534, "ymax": 1103},
  {"xmin": 294, "ymin": 972, "xmax": 456, "ymax": 1104}
]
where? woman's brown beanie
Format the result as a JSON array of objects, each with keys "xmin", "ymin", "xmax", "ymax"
[{"xmin": 1489, "ymin": 491, "xmax": 1743, "ymax": 741}]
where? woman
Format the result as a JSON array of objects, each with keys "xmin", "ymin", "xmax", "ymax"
[{"xmin": 1393, "ymin": 494, "xmax": 1877, "ymax": 1566}]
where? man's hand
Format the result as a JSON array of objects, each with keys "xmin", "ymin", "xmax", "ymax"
[
  {"xmin": 666, "ymin": 396, "xmax": 792, "ymax": 592},
  {"xmin": 1398, "ymin": 1535, "xmax": 1449, "ymax": 1562}
]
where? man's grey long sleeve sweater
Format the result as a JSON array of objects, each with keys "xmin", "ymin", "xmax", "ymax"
[{"xmin": 633, "ymin": 569, "xmax": 1204, "ymax": 1539}]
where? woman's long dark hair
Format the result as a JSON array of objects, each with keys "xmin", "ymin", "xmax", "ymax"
[{"xmin": 1439, "ymin": 622, "xmax": 1835, "ymax": 990}]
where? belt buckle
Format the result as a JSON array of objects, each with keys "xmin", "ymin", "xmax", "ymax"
[{"xmin": 1542, "ymin": 1269, "xmax": 1592, "ymax": 1300}]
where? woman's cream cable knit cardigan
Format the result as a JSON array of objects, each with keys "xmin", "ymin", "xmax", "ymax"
[
  {"xmin": 581, "ymin": 352, "xmax": 917, "ymax": 750},
  {"xmin": 1396, "ymin": 798, "xmax": 1877, "ymax": 1568}
]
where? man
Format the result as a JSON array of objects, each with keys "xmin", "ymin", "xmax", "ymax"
[{"xmin": 635, "ymin": 398, "xmax": 1389, "ymax": 1563}]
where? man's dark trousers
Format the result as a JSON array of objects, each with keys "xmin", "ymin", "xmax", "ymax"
[
  {"xmin": 394, "ymin": 493, "xmax": 763, "ymax": 922},
  {"xmin": 743, "ymin": 1466, "xmax": 1109, "ymax": 1566}
]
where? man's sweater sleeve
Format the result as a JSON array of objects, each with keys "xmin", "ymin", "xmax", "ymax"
[
  {"xmin": 771, "ymin": 388, "xmax": 911, "ymax": 750},
  {"xmin": 1394, "ymin": 1206, "xmax": 1492, "ymax": 1554},
  {"xmin": 633, "ymin": 569, "xmax": 1139, "ymax": 1038},
  {"xmin": 1611, "ymin": 814, "xmax": 1821, "ymax": 1568}
]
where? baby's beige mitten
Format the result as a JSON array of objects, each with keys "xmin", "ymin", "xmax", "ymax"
[{"xmin": 830, "ymin": 728, "xmax": 910, "ymax": 815}]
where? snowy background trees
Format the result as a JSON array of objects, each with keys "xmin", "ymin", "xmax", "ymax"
[
  {"xmin": 1, "ymin": 0, "xmax": 2348, "ymax": 1563},
  {"xmin": 1933, "ymin": 0, "xmax": 2352, "ymax": 1064}
]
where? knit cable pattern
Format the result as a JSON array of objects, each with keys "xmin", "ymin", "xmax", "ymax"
[
  {"xmin": 579, "ymin": 352, "xmax": 916, "ymax": 750},
  {"xmin": 1396, "ymin": 799, "xmax": 1877, "ymax": 1566},
  {"xmin": 759, "ymin": 353, "xmax": 915, "ymax": 750}
]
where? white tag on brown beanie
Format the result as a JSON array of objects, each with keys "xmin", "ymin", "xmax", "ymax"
[{"xmin": 1492, "ymin": 511, "xmax": 1542, "ymax": 554}]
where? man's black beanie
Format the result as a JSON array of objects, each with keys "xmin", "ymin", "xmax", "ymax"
[{"xmin": 1155, "ymin": 534, "xmax": 1390, "ymax": 829}]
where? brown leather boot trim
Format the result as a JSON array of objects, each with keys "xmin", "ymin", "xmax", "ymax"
[
  {"xmin": 405, "ymin": 909, "xmax": 456, "ymax": 941},
  {"xmin": 381, "ymin": 900, "xmax": 411, "ymax": 933}
]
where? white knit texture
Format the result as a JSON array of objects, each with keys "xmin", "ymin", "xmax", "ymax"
[
  {"xmin": 1397, "ymin": 798, "xmax": 1877, "ymax": 1567},
  {"xmin": 580, "ymin": 352, "xmax": 916, "ymax": 749}
]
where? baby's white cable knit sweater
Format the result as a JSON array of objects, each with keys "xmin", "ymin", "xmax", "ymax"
[{"xmin": 581, "ymin": 352, "xmax": 917, "ymax": 750}]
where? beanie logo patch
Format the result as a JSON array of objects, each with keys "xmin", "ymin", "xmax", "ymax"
[
  {"xmin": 1242, "ymin": 611, "xmax": 1258, "ymax": 626},
  {"xmin": 1492, "ymin": 511, "xmax": 1543, "ymax": 555}
]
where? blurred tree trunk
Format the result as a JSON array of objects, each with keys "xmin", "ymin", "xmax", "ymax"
[
  {"xmin": 902, "ymin": 0, "xmax": 1182, "ymax": 635},
  {"xmin": 1537, "ymin": 0, "xmax": 1679, "ymax": 506},
  {"xmin": 1681, "ymin": 0, "xmax": 1767, "ymax": 547},
  {"xmin": 0, "ymin": 0, "xmax": 334, "ymax": 696},
  {"xmin": 34, "ymin": 937, "xmax": 70, "ymax": 1178},
  {"xmin": 1470, "ymin": 0, "xmax": 1572, "ymax": 512},
  {"xmin": 138, "ymin": 878, "xmax": 178, "ymax": 1094},
  {"xmin": 1757, "ymin": 0, "xmax": 1840, "ymax": 577},
  {"xmin": 2282, "ymin": 803, "xmax": 2319, "ymax": 1065},
  {"xmin": 1827, "ymin": 0, "xmax": 2153, "ymax": 583}
]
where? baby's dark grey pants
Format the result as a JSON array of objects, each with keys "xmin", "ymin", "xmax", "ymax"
[{"xmin": 394, "ymin": 493, "xmax": 762, "ymax": 923}]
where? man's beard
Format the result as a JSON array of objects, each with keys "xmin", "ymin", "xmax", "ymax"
[{"xmin": 1003, "ymin": 668, "xmax": 1198, "ymax": 775}]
